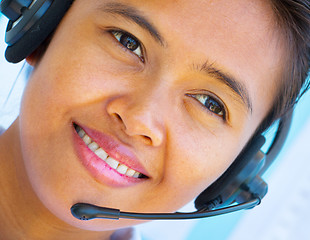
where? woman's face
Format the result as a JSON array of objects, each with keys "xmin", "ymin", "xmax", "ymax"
[{"xmin": 19, "ymin": 0, "xmax": 284, "ymax": 230}]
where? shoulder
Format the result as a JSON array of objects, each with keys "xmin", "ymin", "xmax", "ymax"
[
  {"xmin": 0, "ymin": 126, "xmax": 5, "ymax": 136},
  {"xmin": 110, "ymin": 227, "xmax": 141, "ymax": 240}
]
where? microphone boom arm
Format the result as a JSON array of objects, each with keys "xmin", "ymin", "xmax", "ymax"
[{"xmin": 71, "ymin": 197, "xmax": 261, "ymax": 221}]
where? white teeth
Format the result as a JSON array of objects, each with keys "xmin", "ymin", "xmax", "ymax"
[
  {"xmin": 76, "ymin": 125, "xmax": 145, "ymax": 179},
  {"xmin": 125, "ymin": 169, "xmax": 135, "ymax": 177},
  {"xmin": 106, "ymin": 157, "xmax": 119, "ymax": 170},
  {"xmin": 133, "ymin": 172, "xmax": 140, "ymax": 178},
  {"xmin": 88, "ymin": 142, "xmax": 99, "ymax": 151},
  {"xmin": 94, "ymin": 148, "xmax": 108, "ymax": 160},
  {"xmin": 78, "ymin": 128, "xmax": 86, "ymax": 138},
  {"xmin": 116, "ymin": 164, "xmax": 128, "ymax": 174},
  {"xmin": 82, "ymin": 135, "xmax": 92, "ymax": 145}
]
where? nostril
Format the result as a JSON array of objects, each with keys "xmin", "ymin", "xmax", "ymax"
[
  {"xmin": 141, "ymin": 135, "xmax": 152, "ymax": 145},
  {"xmin": 109, "ymin": 112, "xmax": 160, "ymax": 146},
  {"xmin": 112, "ymin": 113, "xmax": 128, "ymax": 132},
  {"xmin": 113, "ymin": 113, "xmax": 123, "ymax": 123}
]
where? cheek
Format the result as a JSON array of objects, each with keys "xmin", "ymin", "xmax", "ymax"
[
  {"xmin": 18, "ymin": 73, "xmax": 89, "ymax": 228},
  {"xmin": 18, "ymin": 107, "xmax": 139, "ymax": 231},
  {"xmin": 161, "ymin": 127, "xmax": 245, "ymax": 207}
]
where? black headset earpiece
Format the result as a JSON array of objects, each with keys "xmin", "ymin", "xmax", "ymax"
[
  {"xmin": 0, "ymin": 0, "xmax": 73, "ymax": 63},
  {"xmin": 195, "ymin": 109, "xmax": 293, "ymax": 211},
  {"xmin": 194, "ymin": 134, "xmax": 267, "ymax": 210}
]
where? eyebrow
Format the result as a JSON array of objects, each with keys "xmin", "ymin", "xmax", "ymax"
[
  {"xmin": 199, "ymin": 61, "xmax": 253, "ymax": 113},
  {"xmin": 100, "ymin": 2, "xmax": 165, "ymax": 46}
]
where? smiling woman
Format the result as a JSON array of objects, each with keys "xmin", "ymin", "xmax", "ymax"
[{"xmin": 0, "ymin": 0, "xmax": 309, "ymax": 240}]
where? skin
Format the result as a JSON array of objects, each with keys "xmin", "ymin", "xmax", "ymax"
[{"xmin": 0, "ymin": 0, "xmax": 286, "ymax": 239}]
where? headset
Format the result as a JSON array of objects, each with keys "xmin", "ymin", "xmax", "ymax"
[{"xmin": 0, "ymin": 0, "xmax": 294, "ymax": 221}]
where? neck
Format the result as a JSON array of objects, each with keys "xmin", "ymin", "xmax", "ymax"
[{"xmin": 0, "ymin": 119, "xmax": 113, "ymax": 240}]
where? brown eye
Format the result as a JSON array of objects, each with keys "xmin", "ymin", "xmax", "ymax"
[
  {"xmin": 188, "ymin": 94, "xmax": 226, "ymax": 120},
  {"xmin": 111, "ymin": 30, "xmax": 143, "ymax": 60},
  {"xmin": 120, "ymin": 34, "xmax": 139, "ymax": 51},
  {"xmin": 205, "ymin": 96, "xmax": 224, "ymax": 116}
]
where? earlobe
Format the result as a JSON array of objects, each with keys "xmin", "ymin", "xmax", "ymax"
[{"xmin": 25, "ymin": 41, "xmax": 48, "ymax": 66}]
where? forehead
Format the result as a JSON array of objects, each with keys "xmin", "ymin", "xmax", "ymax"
[{"xmin": 133, "ymin": 0, "xmax": 283, "ymax": 74}]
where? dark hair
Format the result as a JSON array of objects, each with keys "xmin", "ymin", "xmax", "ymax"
[{"xmin": 258, "ymin": 0, "xmax": 310, "ymax": 133}]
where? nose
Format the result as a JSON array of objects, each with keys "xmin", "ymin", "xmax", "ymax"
[{"xmin": 106, "ymin": 95, "xmax": 166, "ymax": 147}]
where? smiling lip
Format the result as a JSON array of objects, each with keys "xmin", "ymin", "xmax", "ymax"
[{"xmin": 72, "ymin": 122, "xmax": 148, "ymax": 187}]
